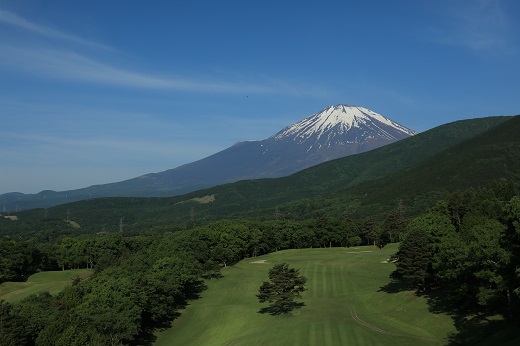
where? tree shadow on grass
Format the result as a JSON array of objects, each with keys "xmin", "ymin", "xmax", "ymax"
[
  {"xmin": 445, "ymin": 314, "xmax": 518, "ymax": 345},
  {"xmin": 378, "ymin": 272, "xmax": 416, "ymax": 294},
  {"xmin": 423, "ymin": 290, "xmax": 520, "ymax": 345},
  {"xmin": 258, "ymin": 302, "xmax": 305, "ymax": 316},
  {"xmin": 202, "ymin": 271, "xmax": 224, "ymax": 279},
  {"xmin": 184, "ymin": 279, "xmax": 208, "ymax": 301},
  {"xmin": 133, "ymin": 330, "xmax": 159, "ymax": 346},
  {"xmin": 379, "ymin": 273, "xmax": 520, "ymax": 345},
  {"xmin": 134, "ymin": 279, "xmax": 208, "ymax": 345}
]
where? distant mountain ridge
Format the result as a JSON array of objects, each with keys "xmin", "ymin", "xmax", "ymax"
[{"xmin": 1, "ymin": 104, "xmax": 415, "ymax": 210}]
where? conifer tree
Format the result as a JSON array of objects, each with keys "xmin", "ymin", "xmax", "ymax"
[{"xmin": 257, "ymin": 263, "xmax": 306, "ymax": 315}]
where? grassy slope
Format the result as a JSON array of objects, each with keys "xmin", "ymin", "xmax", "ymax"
[
  {"xmin": 0, "ymin": 269, "xmax": 92, "ymax": 303},
  {"xmin": 155, "ymin": 244, "xmax": 454, "ymax": 346}
]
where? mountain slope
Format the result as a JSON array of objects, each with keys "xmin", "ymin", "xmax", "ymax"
[
  {"xmin": 0, "ymin": 105, "xmax": 415, "ymax": 210},
  {"xmin": 342, "ymin": 114, "xmax": 520, "ymax": 215},
  {"xmin": 9, "ymin": 115, "xmax": 513, "ymax": 233},
  {"xmin": 178, "ymin": 115, "xmax": 518, "ymax": 219}
]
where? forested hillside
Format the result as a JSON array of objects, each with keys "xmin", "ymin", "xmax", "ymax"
[{"xmin": 279, "ymin": 113, "xmax": 520, "ymax": 219}]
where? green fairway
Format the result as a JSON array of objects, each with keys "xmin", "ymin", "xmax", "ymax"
[
  {"xmin": 155, "ymin": 244, "xmax": 455, "ymax": 345},
  {"xmin": 0, "ymin": 269, "xmax": 92, "ymax": 303}
]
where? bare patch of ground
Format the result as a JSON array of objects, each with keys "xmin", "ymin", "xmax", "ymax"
[
  {"xmin": 65, "ymin": 220, "xmax": 81, "ymax": 229},
  {"xmin": 176, "ymin": 194, "xmax": 216, "ymax": 205},
  {"xmin": 191, "ymin": 195, "xmax": 216, "ymax": 204}
]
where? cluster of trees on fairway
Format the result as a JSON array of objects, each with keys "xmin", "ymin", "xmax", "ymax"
[{"xmin": 393, "ymin": 179, "xmax": 520, "ymax": 321}]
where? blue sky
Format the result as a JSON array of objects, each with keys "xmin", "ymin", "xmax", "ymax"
[{"xmin": 1, "ymin": 0, "xmax": 519, "ymax": 194}]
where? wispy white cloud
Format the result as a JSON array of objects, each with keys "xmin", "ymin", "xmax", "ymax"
[
  {"xmin": 0, "ymin": 7, "xmax": 327, "ymax": 97},
  {"xmin": 0, "ymin": 7, "xmax": 111, "ymax": 50},
  {"xmin": 0, "ymin": 43, "xmax": 325, "ymax": 96}
]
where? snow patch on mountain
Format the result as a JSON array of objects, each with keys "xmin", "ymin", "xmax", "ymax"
[{"xmin": 272, "ymin": 105, "xmax": 416, "ymax": 144}]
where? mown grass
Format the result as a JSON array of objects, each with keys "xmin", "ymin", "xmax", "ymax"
[
  {"xmin": 155, "ymin": 244, "xmax": 455, "ymax": 345},
  {"xmin": 0, "ymin": 269, "xmax": 93, "ymax": 303}
]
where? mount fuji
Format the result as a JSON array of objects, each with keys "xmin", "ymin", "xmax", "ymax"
[
  {"xmin": 135, "ymin": 105, "xmax": 416, "ymax": 189},
  {"xmin": 271, "ymin": 104, "xmax": 416, "ymax": 162},
  {"xmin": 0, "ymin": 105, "xmax": 416, "ymax": 210}
]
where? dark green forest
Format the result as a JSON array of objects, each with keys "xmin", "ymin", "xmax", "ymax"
[{"xmin": 1, "ymin": 115, "xmax": 520, "ymax": 345}]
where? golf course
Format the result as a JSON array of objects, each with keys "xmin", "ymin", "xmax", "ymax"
[
  {"xmin": 155, "ymin": 244, "xmax": 455, "ymax": 345},
  {"xmin": 0, "ymin": 268, "xmax": 92, "ymax": 304}
]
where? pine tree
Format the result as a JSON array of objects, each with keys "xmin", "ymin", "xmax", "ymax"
[{"xmin": 257, "ymin": 263, "xmax": 306, "ymax": 315}]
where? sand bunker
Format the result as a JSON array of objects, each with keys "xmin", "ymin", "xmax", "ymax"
[{"xmin": 250, "ymin": 260, "xmax": 268, "ymax": 264}]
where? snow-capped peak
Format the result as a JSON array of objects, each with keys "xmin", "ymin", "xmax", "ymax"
[{"xmin": 271, "ymin": 105, "xmax": 416, "ymax": 143}]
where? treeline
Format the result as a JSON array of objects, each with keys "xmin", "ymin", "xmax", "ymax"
[
  {"xmin": 1, "ymin": 211, "xmax": 405, "ymax": 345},
  {"xmin": 1, "ymin": 211, "xmax": 408, "ymax": 284},
  {"xmin": 393, "ymin": 179, "xmax": 520, "ymax": 325}
]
